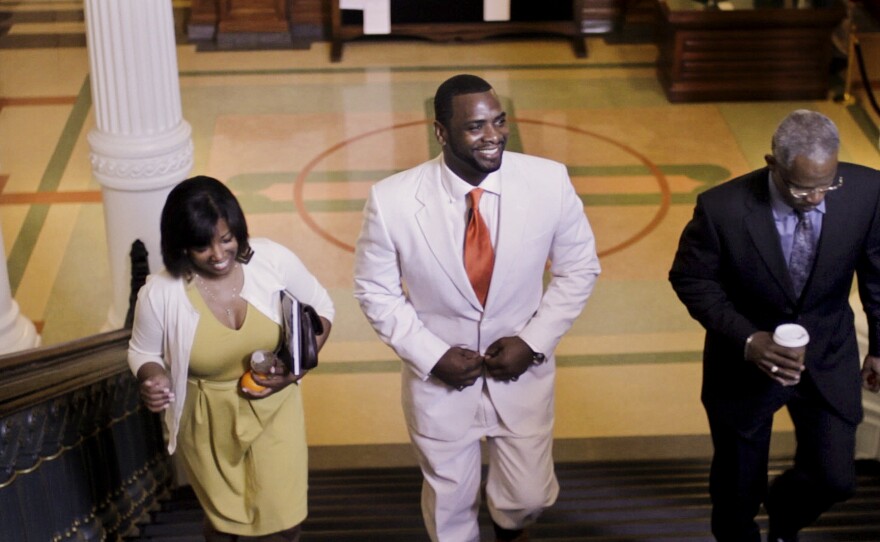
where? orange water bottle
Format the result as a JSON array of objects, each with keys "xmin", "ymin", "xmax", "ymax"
[{"xmin": 240, "ymin": 350, "xmax": 278, "ymax": 392}]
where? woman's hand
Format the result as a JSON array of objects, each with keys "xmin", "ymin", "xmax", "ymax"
[
  {"xmin": 136, "ymin": 362, "xmax": 174, "ymax": 412},
  {"xmin": 240, "ymin": 356, "xmax": 305, "ymax": 398},
  {"xmin": 241, "ymin": 314, "xmax": 332, "ymax": 399}
]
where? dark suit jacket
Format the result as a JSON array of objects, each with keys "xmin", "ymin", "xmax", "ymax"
[{"xmin": 669, "ymin": 163, "xmax": 880, "ymax": 425}]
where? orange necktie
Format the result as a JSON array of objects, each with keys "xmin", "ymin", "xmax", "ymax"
[{"xmin": 464, "ymin": 188, "xmax": 494, "ymax": 306}]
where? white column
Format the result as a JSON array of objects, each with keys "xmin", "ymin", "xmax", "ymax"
[
  {"xmin": 0, "ymin": 221, "xmax": 40, "ymax": 353},
  {"xmin": 84, "ymin": 0, "xmax": 193, "ymax": 330}
]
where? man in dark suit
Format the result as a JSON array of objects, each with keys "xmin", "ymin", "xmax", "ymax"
[{"xmin": 669, "ymin": 110, "xmax": 880, "ymax": 542}]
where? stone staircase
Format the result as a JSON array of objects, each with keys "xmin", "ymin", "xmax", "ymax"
[{"xmin": 129, "ymin": 458, "xmax": 880, "ymax": 542}]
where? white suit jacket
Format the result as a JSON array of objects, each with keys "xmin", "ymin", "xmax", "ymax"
[{"xmin": 354, "ymin": 152, "xmax": 600, "ymax": 441}]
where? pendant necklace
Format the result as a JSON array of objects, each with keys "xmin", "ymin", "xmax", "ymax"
[{"xmin": 194, "ymin": 263, "xmax": 241, "ymax": 328}]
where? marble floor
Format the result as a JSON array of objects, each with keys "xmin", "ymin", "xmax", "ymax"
[{"xmin": 2, "ymin": 0, "xmax": 880, "ymax": 457}]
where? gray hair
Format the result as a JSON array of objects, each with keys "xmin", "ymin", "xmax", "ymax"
[{"xmin": 771, "ymin": 109, "xmax": 840, "ymax": 169}]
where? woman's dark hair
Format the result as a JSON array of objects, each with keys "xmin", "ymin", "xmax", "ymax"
[
  {"xmin": 160, "ymin": 176, "xmax": 252, "ymax": 277},
  {"xmin": 433, "ymin": 74, "xmax": 493, "ymax": 129}
]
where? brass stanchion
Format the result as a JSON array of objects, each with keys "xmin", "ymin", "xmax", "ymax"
[{"xmin": 838, "ymin": 29, "xmax": 858, "ymax": 104}]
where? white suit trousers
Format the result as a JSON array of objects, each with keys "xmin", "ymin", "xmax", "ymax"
[{"xmin": 408, "ymin": 383, "xmax": 559, "ymax": 542}]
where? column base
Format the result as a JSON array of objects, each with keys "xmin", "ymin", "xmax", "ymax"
[{"xmin": 0, "ymin": 300, "xmax": 40, "ymax": 354}]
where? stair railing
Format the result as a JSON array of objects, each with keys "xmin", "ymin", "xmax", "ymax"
[{"xmin": 0, "ymin": 240, "xmax": 170, "ymax": 542}]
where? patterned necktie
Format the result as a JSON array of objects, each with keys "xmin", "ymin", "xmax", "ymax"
[
  {"xmin": 789, "ymin": 211, "xmax": 815, "ymax": 297},
  {"xmin": 464, "ymin": 188, "xmax": 494, "ymax": 306}
]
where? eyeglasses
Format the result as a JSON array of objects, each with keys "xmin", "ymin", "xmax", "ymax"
[{"xmin": 784, "ymin": 176, "xmax": 844, "ymax": 199}]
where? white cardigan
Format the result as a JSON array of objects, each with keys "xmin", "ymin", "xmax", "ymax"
[{"xmin": 127, "ymin": 238, "xmax": 335, "ymax": 454}]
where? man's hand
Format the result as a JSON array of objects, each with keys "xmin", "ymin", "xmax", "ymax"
[
  {"xmin": 484, "ymin": 336, "xmax": 535, "ymax": 382},
  {"xmin": 430, "ymin": 347, "xmax": 484, "ymax": 391},
  {"xmin": 137, "ymin": 362, "xmax": 174, "ymax": 413},
  {"xmin": 745, "ymin": 331, "xmax": 805, "ymax": 386},
  {"xmin": 862, "ymin": 355, "xmax": 880, "ymax": 392}
]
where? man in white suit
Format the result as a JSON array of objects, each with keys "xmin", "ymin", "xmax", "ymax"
[{"xmin": 354, "ymin": 74, "xmax": 600, "ymax": 542}]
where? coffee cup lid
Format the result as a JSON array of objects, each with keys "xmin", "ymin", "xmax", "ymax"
[{"xmin": 773, "ymin": 324, "xmax": 809, "ymax": 348}]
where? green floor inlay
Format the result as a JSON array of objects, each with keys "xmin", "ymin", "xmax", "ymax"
[
  {"xmin": 314, "ymin": 351, "xmax": 703, "ymax": 374},
  {"xmin": 8, "ymin": 76, "xmax": 92, "ymax": 294}
]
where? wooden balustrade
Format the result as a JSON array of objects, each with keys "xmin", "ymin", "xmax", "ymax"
[{"xmin": 0, "ymin": 331, "xmax": 172, "ymax": 542}]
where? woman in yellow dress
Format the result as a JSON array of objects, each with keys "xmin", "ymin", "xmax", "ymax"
[{"xmin": 128, "ymin": 176, "xmax": 334, "ymax": 542}]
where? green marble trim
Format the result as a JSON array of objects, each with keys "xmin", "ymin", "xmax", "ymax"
[
  {"xmin": 178, "ymin": 62, "xmax": 658, "ymax": 78},
  {"xmin": 312, "ymin": 351, "xmax": 702, "ymax": 375},
  {"xmin": 308, "ymin": 433, "xmax": 796, "ymax": 469},
  {"xmin": 7, "ymin": 76, "xmax": 92, "ymax": 294},
  {"xmin": 847, "ymin": 102, "xmax": 880, "ymax": 155},
  {"xmin": 228, "ymin": 163, "xmax": 728, "ymax": 214}
]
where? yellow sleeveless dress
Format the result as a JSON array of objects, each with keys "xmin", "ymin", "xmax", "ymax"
[{"xmin": 177, "ymin": 285, "xmax": 308, "ymax": 536}]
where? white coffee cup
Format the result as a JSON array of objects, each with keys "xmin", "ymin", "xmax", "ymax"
[
  {"xmin": 773, "ymin": 323, "xmax": 810, "ymax": 350},
  {"xmin": 773, "ymin": 324, "xmax": 810, "ymax": 376}
]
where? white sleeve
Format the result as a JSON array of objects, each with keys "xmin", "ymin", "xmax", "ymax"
[
  {"xmin": 519, "ymin": 166, "xmax": 601, "ymax": 355},
  {"xmin": 275, "ymin": 245, "xmax": 336, "ymax": 323},
  {"xmin": 353, "ymin": 185, "xmax": 448, "ymax": 380},
  {"xmin": 127, "ymin": 280, "xmax": 168, "ymax": 376}
]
